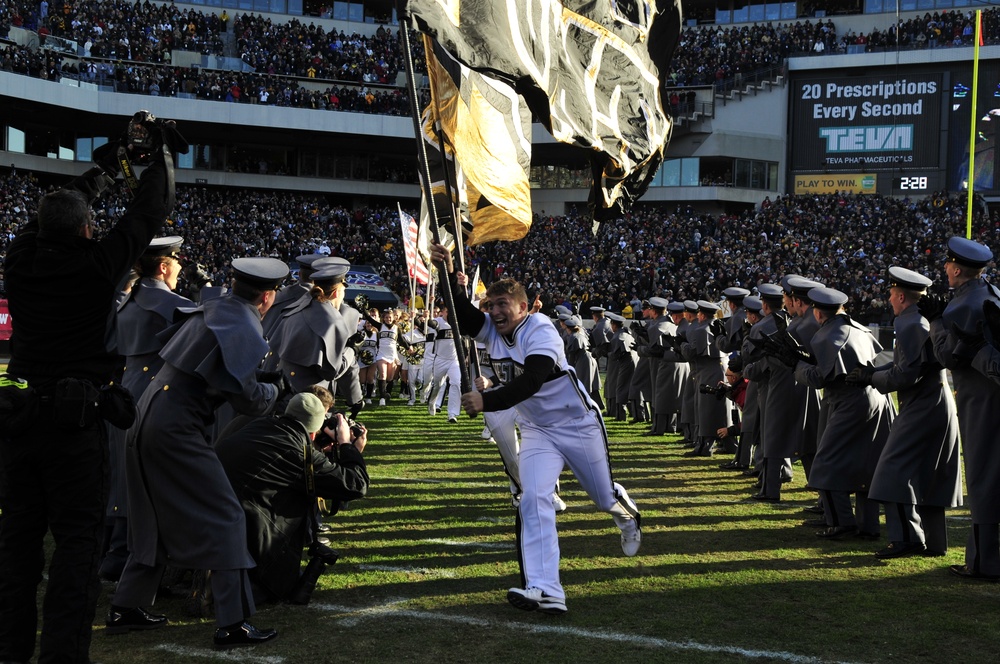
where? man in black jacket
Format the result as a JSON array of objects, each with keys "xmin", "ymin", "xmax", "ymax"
[
  {"xmin": 0, "ymin": 115, "xmax": 176, "ymax": 664},
  {"xmin": 216, "ymin": 389, "xmax": 369, "ymax": 604}
]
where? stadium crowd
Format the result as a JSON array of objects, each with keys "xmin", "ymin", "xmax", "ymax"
[
  {"xmin": 6, "ymin": 2, "xmax": 1000, "ymax": 115},
  {"xmin": 0, "ymin": 166, "xmax": 993, "ymax": 325}
]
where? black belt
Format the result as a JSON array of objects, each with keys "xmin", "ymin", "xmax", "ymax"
[{"xmin": 437, "ymin": 330, "xmax": 455, "ymax": 340}]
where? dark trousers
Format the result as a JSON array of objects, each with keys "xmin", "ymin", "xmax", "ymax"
[{"xmin": 0, "ymin": 420, "xmax": 108, "ymax": 664}]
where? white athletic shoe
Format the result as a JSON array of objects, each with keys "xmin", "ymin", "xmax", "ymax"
[
  {"xmin": 364, "ymin": 398, "xmax": 372, "ymax": 405},
  {"xmin": 620, "ymin": 522, "xmax": 642, "ymax": 557},
  {"xmin": 507, "ymin": 587, "xmax": 567, "ymax": 614},
  {"xmin": 407, "ymin": 399, "xmax": 415, "ymax": 406},
  {"xmin": 378, "ymin": 398, "xmax": 386, "ymax": 406},
  {"xmin": 448, "ymin": 417, "xmax": 458, "ymax": 424},
  {"xmin": 481, "ymin": 427, "xmax": 492, "ymax": 440},
  {"xmin": 552, "ymin": 494, "xmax": 567, "ymax": 513}
]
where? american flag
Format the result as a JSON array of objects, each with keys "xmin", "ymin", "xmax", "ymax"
[{"xmin": 398, "ymin": 205, "xmax": 429, "ymax": 285}]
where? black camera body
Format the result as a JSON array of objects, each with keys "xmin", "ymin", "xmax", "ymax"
[{"xmin": 699, "ymin": 384, "xmax": 728, "ymax": 400}]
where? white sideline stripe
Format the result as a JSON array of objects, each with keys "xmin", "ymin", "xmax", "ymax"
[
  {"xmin": 423, "ymin": 538, "xmax": 514, "ymax": 550},
  {"xmin": 311, "ymin": 603, "xmax": 862, "ymax": 664},
  {"xmin": 153, "ymin": 644, "xmax": 284, "ymax": 663},
  {"xmin": 382, "ymin": 477, "xmax": 499, "ymax": 488},
  {"xmin": 358, "ymin": 564, "xmax": 457, "ymax": 578}
]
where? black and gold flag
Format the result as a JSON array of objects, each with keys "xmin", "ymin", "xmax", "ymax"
[
  {"xmin": 407, "ymin": 0, "xmax": 680, "ymax": 219},
  {"xmin": 421, "ymin": 37, "xmax": 533, "ymax": 245}
]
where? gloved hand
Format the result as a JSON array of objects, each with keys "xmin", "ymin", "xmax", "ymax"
[
  {"xmin": 181, "ymin": 262, "xmax": 212, "ymax": 290},
  {"xmin": 158, "ymin": 119, "xmax": 189, "ymax": 155},
  {"xmin": 844, "ymin": 364, "xmax": 876, "ymax": 386},
  {"xmin": 918, "ymin": 293, "xmax": 947, "ymax": 322},
  {"xmin": 346, "ymin": 330, "xmax": 366, "ymax": 350},
  {"xmin": 710, "ymin": 318, "xmax": 727, "ymax": 337},
  {"xmin": 92, "ymin": 140, "xmax": 122, "ymax": 177}
]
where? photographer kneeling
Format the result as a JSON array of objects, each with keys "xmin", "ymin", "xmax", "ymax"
[{"xmin": 216, "ymin": 388, "xmax": 369, "ymax": 605}]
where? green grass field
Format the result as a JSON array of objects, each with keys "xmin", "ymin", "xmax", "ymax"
[{"xmin": 70, "ymin": 398, "xmax": 1000, "ymax": 663}]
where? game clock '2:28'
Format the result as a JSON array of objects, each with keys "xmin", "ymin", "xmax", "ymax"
[{"xmin": 895, "ymin": 176, "xmax": 928, "ymax": 190}]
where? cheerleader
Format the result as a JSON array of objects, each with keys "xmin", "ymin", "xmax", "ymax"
[
  {"xmin": 375, "ymin": 308, "xmax": 403, "ymax": 405},
  {"xmin": 399, "ymin": 314, "xmax": 426, "ymax": 405},
  {"xmin": 357, "ymin": 317, "xmax": 379, "ymax": 405}
]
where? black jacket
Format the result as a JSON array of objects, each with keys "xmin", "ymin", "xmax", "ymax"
[{"xmin": 216, "ymin": 415, "xmax": 369, "ymax": 600}]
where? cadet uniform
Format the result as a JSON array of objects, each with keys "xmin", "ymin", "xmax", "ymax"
[
  {"xmin": 102, "ymin": 237, "xmax": 194, "ymax": 581},
  {"xmin": 930, "ymin": 237, "xmax": 1000, "ymax": 578},
  {"xmin": 793, "ymin": 287, "xmax": 894, "ymax": 539},
  {"xmin": 865, "ymin": 267, "xmax": 961, "ymax": 558},
  {"xmin": 681, "ymin": 301, "xmax": 731, "ymax": 457},
  {"xmin": 111, "ymin": 257, "xmax": 287, "ymax": 646},
  {"xmin": 588, "ymin": 306, "xmax": 611, "ymax": 411},
  {"xmin": 264, "ymin": 264, "xmax": 355, "ymax": 393},
  {"xmin": 607, "ymin": 314, "xmax": 638, "ymax": 421}
]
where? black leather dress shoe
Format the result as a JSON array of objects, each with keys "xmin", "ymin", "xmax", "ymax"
[
  {"xmin": 949, "ymin": 564, "xmax": 1000, "ymax": 581},
  {"xmin": 106, "ymin": 606, "xmax": 168, "ymax": 635},
  {"xmin": 751, "ymin": 493, "xmax": 779, "ymax": 502},
  {"xmin": 875, "ymin": 541, "xmax": 926, "ymax": 559},
  {"xmin": 803, "ymin": 504, "xmax": 825, "ymax": 515},
  {"xmin": 801, "ymin": 518, "xmax": 828, "ymax": 528},
  {"xmin": 816, "ymin": 525, "xmax": 858, "ymax": 540},
  {"xmin": 213, "ymin": 622, "xmax": 279, "ymax": 648}
]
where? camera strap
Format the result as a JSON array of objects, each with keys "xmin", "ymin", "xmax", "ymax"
[
  {"xmin": 303, "ymin": 436, "xmax": 316, "ymax": 497},
  {"xmin": 115, "ymin": 141, "xmax": 175, "ymax": 210},
  {"xmin": 117, "ymin": 144, "xmax": 140, "ymax": 195}
]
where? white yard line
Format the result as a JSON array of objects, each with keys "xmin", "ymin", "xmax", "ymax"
[
  {"xmin": 152, "ymin": 644, "xmax": 285, "ymax": 663},
  {"xmin": 310, "ymin": 601, "xmax": 865, "ymax": 664},
  {"xmin": 422, "ymin": 538, "xmax": 514, "ymax": 550},
  {"xmin": 358, "ymin": 564, "xmax": 457, "ymax": 577}
]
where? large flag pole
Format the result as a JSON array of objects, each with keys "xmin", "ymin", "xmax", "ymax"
[
  {"xmin": 967, "ymin": 8, "xmax": 983, "ymax": 239},
  {"xmin": 397, "ymin": 14, "xmax": 473, "ymax": 395}
]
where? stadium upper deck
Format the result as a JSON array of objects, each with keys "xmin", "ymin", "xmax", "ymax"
[{"xmin": 2, "ymin": 0, "xmax": 999, "ymax": 216}]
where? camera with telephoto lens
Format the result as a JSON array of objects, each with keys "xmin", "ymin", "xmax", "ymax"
[
  {"xmin": 313, "ymin": 410, "xmax": 364, "ymax": 450},
  {"xmin": 699, "ymin": 383, "xmax": 728, "ymax": 400}
]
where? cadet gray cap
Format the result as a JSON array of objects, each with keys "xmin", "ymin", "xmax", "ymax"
[
  {"xmin": 313, "ymin": 256, "xmax": 351, "ymax": 271},
  {"xmin": 566, "ymin": 315, "xmax": 583, "ymax": 328},
  {"xmin": 683, "ymin": 300, "xmax": 699, "ymax": 312},
  {"xmin": 743, "ymin": 295, "xmax": 763, "ymax": 313},
  {"xmin": 589, "ymin": 306, "xmax": 605, "ymax": 314},
  {"xmin": 557, "ymin": 313, "xmax": 572, "ymax": 322},
  {"xmin": 786, "ymin": 277, "xmax": 825, "ymax": 301},
  {"xmin": 284, "ymin": 392, "xmax": 328, "ymax": 433},
  {"xmin": 667, "ymin": 301, "xmax": 686, "ymax": 313},
  {"xmin": 555, "ymin": 304, "xmax": 573, "ymax": 316},
  {"xmin": 697, "ymin": 300, "xmax": 720, "ymax": 313},
  {"xmin": 649, "ymin": 296, "xmax": 669, "ymax": 309},
  {"xmin": 887, "ymin": 266, "xmax": 932, "ymax": 292},
  {"xmin": 311, "ymin": 263, "xmax": 350, "ymax": 287},
  {"xmin": 606, "ymin": 313, "xmax": 625, "ymax": 323},
  {"xmin": 145, "ymin": 236, "xmax": 183, "ymax": 258},
  {"xmin": 810, "ymin": 287, "xmax": 849, "ymax": 310},
  {"xmin": 232, "ymin": 257, "xmax": 290, "ymax": 290},
  {"xmin": 946, "ymin": 236, "xmax": 993, "ymax": 268},
  {"xmin": 722, "ymin": 286, "xmax": 750, "ymax": 299},
  {"xmin": 780, "ymin": 274, "xmax": 804, "ymax": 292},
  {"xmin": 757, "ymin": 283, "xmax": 784, "ymax": 302}
]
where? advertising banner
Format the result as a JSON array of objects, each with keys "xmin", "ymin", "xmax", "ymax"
[
  {"xmin": 793, "ymin": 173, "xmax": 877, "ymax": 194},
  {"xmin": 791, "ymin": 74, "xmax": 942, "ymax": 171}
]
